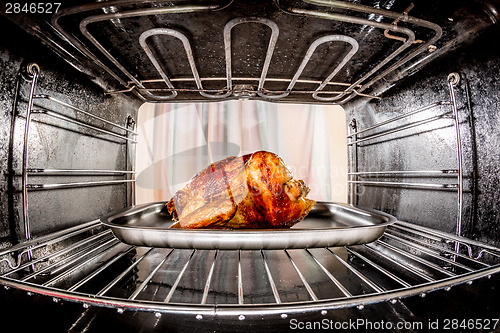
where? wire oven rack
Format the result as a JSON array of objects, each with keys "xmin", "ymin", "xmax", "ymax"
[{"xmin": 1, "ymin": 219, "xmax": 499, "ymax": 319}]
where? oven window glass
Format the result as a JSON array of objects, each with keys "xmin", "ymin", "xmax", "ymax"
[{"xmin": 135, "ymin": 101, "xmax": 347, "ymax": 204}]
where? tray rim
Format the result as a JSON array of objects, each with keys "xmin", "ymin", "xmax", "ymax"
[{"xmin": 100, "ymin": 201, "xmax": 398, "ymax": 233}]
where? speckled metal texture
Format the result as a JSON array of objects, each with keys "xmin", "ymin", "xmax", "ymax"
[
  {"xmin": 2, "ymin": 0, "xmax": 494, "ymax": 104},
  {"xmin": 344, "ymin": 23, "xmax": 500, "ymax": 247},
  {"xmin": 0, "ymin": 17, "xmax": 141, "ymax": 249}
]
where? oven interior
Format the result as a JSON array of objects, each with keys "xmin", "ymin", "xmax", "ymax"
[{"xmin": 0, "ymin": 1, "xmax": 499, "ymax": 331}]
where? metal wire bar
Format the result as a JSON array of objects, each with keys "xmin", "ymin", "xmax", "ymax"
[
  {"xmin": 347, "ymin": 120, "xmax": 358, "ymax": 205},
  {"xmin": 326, "ymin": 248, "xmax": 385, "ymax": 293},
  {"xmin": 385, "ymin": 226, "xmax": 488, "ymax": 266},
  {"xmin": 32, "ymin": 109, "xmax": 137, "ymax": 143},
  {"xmin": 128, "ymin": 249, "xmax": 175, "ymax": 300},
  {"xmin": 35, "ymin": 238, "xmax": 120, "ymax": 284},
  {"xmin": 34, "ymin": 94, "xmax": 136, "ymax": 135},
  {"xmin": 237, "ymin": 250, "xmax": 244, "ymax": 304},
  {"xmin": 447, "ymin": 73, "xmax": 464, "ymax": 253},
  {"xmin": 76, "ymin": 3, "xmax": 231, "ymax": 101},
  {"xmin": 215, "ymin": 17, "xmax": 279, "ymax": 99},
  {"xmin": 68, "ymin": 245, "xmax": 136, "ymax": 292},
  {"xmin": 96, "ymin": 248, "xmax": 156, "ymax": 296},
  {"xmin": 201, "ymin": 250, "xmax": 219, "ymax": 305},
  {"xmin": 126, "ymin": 86, "xmax": 380, "ymax": 99},
  {"xmin": 305, "ymin": 249, "xmax": 352, "ymax": 297},
  {"xmin": 201, "ymin": 250, "xmax": 218, "ymax": 305},
  {"xmin": 275, "ymin": 0, "xmax": 416, "ymax": 102},
  {"xmin": 0, "ymin": 220, "xmax": 101, "ymax": 269},
  {"xmin": 284, "ymin": 250, "xmax": 318, "ymax": 301},
  {"xmin": 311, "ymin": 36, "xmax": 359, "ymax": 101},
  {"xmin": 139, "ymin": 29, "xmax": 191, "ymax": 100},
  {"xmin": 345, "ymin": 247, "xmax": 412, "ymax": 288},
  {"xmin": 359, "ymin": 244, "xmax": 435, "ymax": 282},
  {"xmin": 373, "ymin": 240, "xmax": 457, "ymax": 277},
  {"xmin": 22, "ymin": 63, "xmax": 39, "ymax": 252},
  {"xmin": 347, "ymin": 113, "xmax": 452, "ymax": 146},
  {"xmin": 347, "ymin": 101, "xmax": 451, "ymax": 138},
  {"xmin": 164, "ymin": 249, "xmax": 196, "ymax": 303},
  {"xmin": 382, "ymin": 233, "xmax": 476, "ymax": 272},
  {"xmin": 27, "ymin": 179, "xmax": 135, "ymax": 190},
  {"xmin": 2, "ymin": 230, "xmax": 114, "ymax": 277},
  {"xmin": 258, "ymin": 35, "xmax": 358, "ymax": 100},
  {"xmin": 261, "ymin": 250, "xmax": 281, "ymax": 304},
  {"xmin": 136, "ymin": 76, "xmax": 358, "ymax": 87},
  {"xmin": 348, "ymin": 180, "xmax": 458, "ymax": 190},
  {"xmin": 27, "ymin": 168, "xmax": 135, "ymax": 175},
  {"xmin": 349, "ymin": 169, "xmax": 458, "ymax": 176}
]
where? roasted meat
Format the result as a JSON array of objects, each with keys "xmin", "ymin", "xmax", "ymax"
[{"xmin": 167, "ymin": 151, "xmax": 316, "ymax": 229}]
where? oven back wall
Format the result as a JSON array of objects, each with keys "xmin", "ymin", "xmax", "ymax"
[
  {"xmin": 0, "ymin": 17, "xmax": 141, "ymax": 248},
  {"xmin": 345, "ymin": 23, "xmax": 500, "ymax": 246}
]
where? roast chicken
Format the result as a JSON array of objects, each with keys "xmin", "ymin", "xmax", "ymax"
[{"xmin": 167, "ymin": 151, "xmax": 316, "ymax": 229}]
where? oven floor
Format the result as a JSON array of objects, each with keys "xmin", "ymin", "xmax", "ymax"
[
  {"xmin": 1, "ymin": 220, "xmax": 500, "ymax": 331},
  {"xmin": 1, "ymin": 273, "xmax": 499, "ymax": 332}
]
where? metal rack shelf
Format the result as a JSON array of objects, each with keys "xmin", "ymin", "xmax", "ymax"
[
  {"xmin": 16, "ymin": 64, "xmax": 137, "ymax": 249},
  {"xmin": 347, "ymin": 74, "xmax": 466, "ymax": 252},
  {"xmin": 1, "ymin": 219, "xmax": 499, "ymax": 319}
]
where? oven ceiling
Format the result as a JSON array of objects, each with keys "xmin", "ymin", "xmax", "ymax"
[{"xmin": 3, "ymin": 0, "xmax": 497, "ymax": 104}]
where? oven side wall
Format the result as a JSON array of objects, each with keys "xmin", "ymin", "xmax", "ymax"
[
  {"xmin": 0, "ymin": 17, "xmax": 141, "ymax": 248},
  {"xmin": 345, "ymin": 24, "xmax": 500, "ymax": 247}
]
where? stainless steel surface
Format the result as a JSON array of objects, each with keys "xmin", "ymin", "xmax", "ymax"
[
  {"xmin": 101, "ymin": 202, "xmax": 397, "ymax": 250},
  {"xmin": 13, "ymin": 64, "xmax": 137, "ymax": 241},
  {"xmin": 32, "ymin": 109, "xmax": 138, "ymax": 143},
  {"xmin": 22, "ymin": 63, "xmax": 39, "ymax": 248},
  {"xmin": 347, "ymin": 75, "xmax": 464, "ymax": 229},
  {"xmin": 1, "ymin": 218, "xmax": 499, "ymax": 318},
  {"xmin": 296, "ymin": 0, "xmax": 443, "ymax": 104},
  {"xmin": 35, "ymin": 94, "xmax": 137, "ymax": 135},
  {"xmin": 447, "ymin": 73, "xmax": 464, "ymax": 253},
  {"xmin": 1, "ymin": 1, "xmax": 499, "ymax": 329},
  {"xmin": 346, "ymin": 101, "xmax": 452, "ymax": 139},
  {"xmin": 34, "ymin": 0, "xmax": 442, "ymax": 103}
]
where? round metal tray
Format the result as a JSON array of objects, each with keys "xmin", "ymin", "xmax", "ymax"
[{"xmin": 100, "ymin": 201, "xmax": 397, "ymax": 249}]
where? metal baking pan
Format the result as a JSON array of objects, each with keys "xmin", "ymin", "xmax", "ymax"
[{"xmin": 100, "ymin": 201, "xmax": 397, "ymax": 250}]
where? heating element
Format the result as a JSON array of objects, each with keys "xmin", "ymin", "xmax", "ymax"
[{"xmin": 41, "ymin": 0, "xmax": 443, "ymax": 103}]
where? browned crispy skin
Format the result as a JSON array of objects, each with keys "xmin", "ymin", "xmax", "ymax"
[{"xmin": 167, "ymin": 151, "xmax": 315, "ymax": 229}]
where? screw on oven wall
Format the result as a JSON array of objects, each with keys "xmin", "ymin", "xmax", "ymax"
[
  {"xmin": 238, "ymin": 315, "xmax": 245, "ymax": 320},
  {"xmin": 127, "ymin": 115, "xmax": 136, "ymax": 128},
  {"xmin": 196, "ymin": 314, "xmax": 203, "ymax": 320},
  {"xmin": 281, "ymin": 313, "xmax": 288, "ymax": 319}
]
